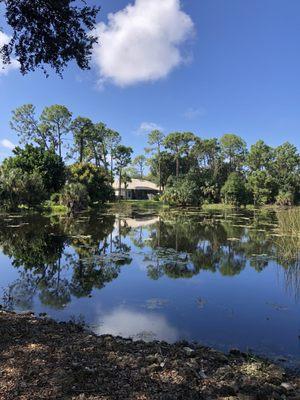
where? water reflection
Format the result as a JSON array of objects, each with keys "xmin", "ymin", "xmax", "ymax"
[
  {"xmin": 0, "ymin": 207, "xmax": 300, "ymax": 363},
  {"xmin": 1, "ymin": 209, "xmax": 300, "ymax": 305},
  {"xmin": 95, "ymin": 307, "xmax": 178, "ymax": 342}
]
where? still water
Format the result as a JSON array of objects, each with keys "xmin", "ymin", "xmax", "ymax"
[{"xmin": 0, "ymin": 206, "xmax": 299, "ymax": 368}]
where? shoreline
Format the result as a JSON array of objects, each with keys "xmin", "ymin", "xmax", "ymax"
[{"xmin": 0, "ymin": 310, "xmax": 299, "ymax": 399}]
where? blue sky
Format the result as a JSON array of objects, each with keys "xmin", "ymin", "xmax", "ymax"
[{"xmin": 1, "ymin": 0, "xmax": 300, "ymax": 160}]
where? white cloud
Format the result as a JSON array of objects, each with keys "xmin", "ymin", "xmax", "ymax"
[
  {"xmin": 93, "ymin": 0, "xmax": 194, "ymax": 87},
  {"xmin": 136, "ymin": 121, "xmax": 163, "ymax": 135},
  {"xmin": 0, "ymin": 32, "xmax": 18, "ymax": 75},
  {"xmin": 96, "ymin": 307, "xmax": 178, "ymax": 342},
  {"xmin": 0, "ymin": 139, "xmax": 15, "ymax": 150},
  {"xmin": 184, "ymin": 107, "xmax": 206, "ymax": 120}
]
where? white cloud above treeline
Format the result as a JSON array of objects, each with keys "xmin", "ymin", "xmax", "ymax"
[
  {"xmin": 0, "ymin": 139, "xmax": 15, "ymax": 150},
  {"xmin": 93, "ymin": 0, "xmax": 194, "ymax": 87},
  {"xmin": 0, "ymin": 32, "xmax": 18, "ymax": 75},
  {"xmin": 136, "ymin": 122, "xmax": 163, "ymax": 135}
]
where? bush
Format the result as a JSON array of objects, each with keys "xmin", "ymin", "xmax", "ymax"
[
  {"xmin": 275, "ymin": 191, "xmax": 294, "ymax": 206},
  {"xmin": 221, "ymin": 173, "xmax": 247, "ymax": 206},
  {"xmin": 0, "ymin": 167, "xmax": 47, "ymax": 210},
  {"xmin": 3, "ymin": 145, "xmax": 66, "ymax": 194},
  {"xmin": 68, "ymin": 163, "xmax": 114, "ymax": 204},
  {"xmin": 161, "ymin": 176, "xmax": 202, "ymax": 206},
  {"xmin": 60, "ymin": 183, "xmax": 90, "ymax": 212}
]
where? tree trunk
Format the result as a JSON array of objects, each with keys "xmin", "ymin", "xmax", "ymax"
[
  {"xmin": 176, "ymin": 157, "xmax": 179, "ymax": 178},
  {"xmin": 110, "ymin": 154, "xmax": 114, "ymax": 183},
  {"xmin": 80, "ymin": 137, "xmax": 83, "ymax": 163},
  {"xmin": 158, "ymin": 147, "xmax": 162, "ymax": 192},
  {"xmin": 119, "ymin": 170, "xmax": 122, "ymax": 200}
]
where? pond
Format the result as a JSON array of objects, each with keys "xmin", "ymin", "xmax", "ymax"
[{"xmin": 0, "ymin": 206, "xmax": 299, "ymax": 369}]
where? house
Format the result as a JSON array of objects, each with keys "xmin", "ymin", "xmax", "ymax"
[{"xmin": 113, "ymin": 179, "xmax": 160, "ymax": 200}]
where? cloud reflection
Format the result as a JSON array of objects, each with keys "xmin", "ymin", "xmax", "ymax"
[{"xmin": 95, "ymin": 307, "xmax": 178, "ymax": 342}]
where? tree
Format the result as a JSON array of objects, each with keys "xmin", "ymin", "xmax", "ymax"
[
  {"xmin": 113, "ymin": 145, "xmax": 133, "ymax": 199},
  {"xmin": 247, "ymin": 171, "xmax": 273, "ymax": 206},
  {"xmin": 40, "ymin": 105, "xmax": 72, "ymax": 157},
  {"xmin": 70, "ymin": 117, "xmax": 94, "ymax": 163},
  {"xmin": 105, "ymin": 129, "xmax": 121, "ymax": 182},
  {"xmin": 133, "ymin": 155, "xmax": 147, "ymax": 179},
  {"xmin": 2, "ymin": 145, "xmax": 66, "ymax": 194},
  {"xmin": 11, "ymin": 104, "xmax": 72, "ymax": 157},
  {"xmin": 148, "ymin": 151, "xmax": 176, "ymax": 190},
  {"xmin": 221, "ymin": 173, "xmax": 248, "ymax": 206},
  {"xmin": 68, "ymin": 162, "xmax": 114, "ymax": 204},
  {"xmin": 220, "ymin": 134, "xmax": 247, "ymax": 173},
  {"xmin": 10, "ymin": 104, "xmax": 48, "ymax": 149},
  {"xmin": 246, "ymin": 141, "xmax": 275, "ymax": 205},
  {"xmin": 0, "ymin": 167, "xmax": 46, "ymax": 210},
  {"xmin": 273, "ymin": 142, "xmax": 300, "ymax": 202},
  {"xmin": 0, "ymin": 0, "xmax": 100, "ymax": 75},
  {"xmin": 147, "ymin": 130, "xmax": 165, "ymax": 191},
  {"xmin": 122, "ymin": 172, "xmax": 132, "ymax": 200},
  {"xmin": 60, "ymin": 183, "xmax": 89, "ymax": 212},
  {"xmin": 192, "ymin": 138, "xmax": 225, "ymax": 202},
  {"xmin": 161, "ymin": 175, "xmax": 202, "ymax": 207},
  {"xmin": 164, "ymin": 132, "xmax": 196, "ymax": 177},
  {"xmin": 247, "ymin": 140, "xmax": 273, "ymax": 171}
]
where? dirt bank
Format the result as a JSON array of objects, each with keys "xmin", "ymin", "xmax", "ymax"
[{"xmin": 0, "ymin": 310, "xmax": 299, "ymax": 399}]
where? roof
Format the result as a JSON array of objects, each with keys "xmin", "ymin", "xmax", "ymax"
[{"xmin": 113, "ymin": 178, "xmax": 159, "ymax": 191}]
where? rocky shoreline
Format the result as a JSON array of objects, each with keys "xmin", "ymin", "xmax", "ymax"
[{"xmin": 0, "ymin": 310, "xmax": 299, "ymax": 400}]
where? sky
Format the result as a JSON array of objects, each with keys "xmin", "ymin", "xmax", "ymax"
[{"xmin": 1, "ymin": 0, "xmax": 300, "ymax": 160}]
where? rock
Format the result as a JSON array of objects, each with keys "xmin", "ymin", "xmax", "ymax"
[
  {"xmin": 183, "ymin": 347, "xmax": 195, "ymax": 355},
  {"xmin": 280, "ymin": 382, "xmax": 294, "ymax": 391}
]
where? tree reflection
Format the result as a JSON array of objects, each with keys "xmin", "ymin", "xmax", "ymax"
[
  {"xmin": 0, "ymin": 213, "xmax": 132, "ymax": 309},
  {"xmin": 0, "ymin": 207, "xmax": 299, "ymax": 308}
]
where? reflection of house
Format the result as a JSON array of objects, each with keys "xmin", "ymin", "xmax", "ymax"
[{"xmin": 113, "ymin": 179, "xmax": 160, "ymax": 200}]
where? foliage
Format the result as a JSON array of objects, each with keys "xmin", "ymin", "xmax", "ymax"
[
  {"xmin": 60, "ymin": 183, "xmax": 90, "ymax": 212},
  {"xmin": 3, "ymin": 145, "xmax": 66, "ymax": 194},
  {"xmin": 69, "ymin": 117, "xmax": 94, "ymax": 162},
  {"xmin": 68, "ymin": 162, "xmax": 114, "ymax": 204},
  {"xmin": 220, "ymin": 133, "xmax": 247, "ymax": 172},
  {"xmin": 11, "ymin": 104, "xmax": 72, "ymax": 156},
  {"xmin": 133, "ymin": 155, "xmax": 147, "ymax": 179},
  {"xmin": 273, "ymin": 142, "xmax": 300, "ymax": 198},
  {"xmin": 0, "ymin": 167, "xmax": 46, "ymax": 210},
  {"xmin": 163, "ymin": 132, "xmax": 197, "ymax": 177},
  {"xmin": 247, "ymin": 170, "xmax": 273, "ymax": 206},
  {"xmin": 275, "ymin": 191, "xmax": 294, "ymax": 206},
  {"xmin": 113, "ymin": 145, "xmax": 133, "ymax": 198},
  {"xmin": 221, "ymin": 173, "xmax": 248, "ymax": 206},
  {"xmin": 0, "ymin": 0, "xmax": 100, "ymax": 75},
  {"xmin": 161, "ymin": 175, "xmax": 202, "ymax": 207}
]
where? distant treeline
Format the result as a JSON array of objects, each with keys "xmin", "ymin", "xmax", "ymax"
[{"xmin": 0, "ymin": 103, "xmax": 299, "ymax": 209}]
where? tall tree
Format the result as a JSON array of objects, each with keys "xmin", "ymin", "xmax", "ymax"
[
  {"xmin": 147, "ymin": 130, "xmax": 165, "ymax": 191},
  {"xmin": 133, "ymin": 155, "xmax": 147, "ymax": 179},
  {"xmin": 40, "ymin": 105, "xmax": 72, "ymax": 157},
  {"xmin": 246, "ymin": 140, "xmax": 275, "ymax": 205},
  {"xmin": 10, "ymin": 104, "xmax": 49, "ymax": 149},
  {"xmin": 273, "ymin": 142, "xmax": 300, "ymax": 199},
  {"xmin": 220, "ymin": 134, "xmax": 247, "ymax": 173},
  {"xmin": 105, "ymin": 129, "xmax": 121, "ymax": 182},
  {"xmin": 0, "ymin": 0, "xmax": 100, "ymax": 75},
  {"xmin": 163, "ymin": 132, "xmax": 196, "ymax": 177},
  {"xmin": 70, "ymin": 117, "xmax": 94, "ymax": 162},
  {"xmin": 114, "ymin": 145, "xmax": 133, "ymax": 199}
]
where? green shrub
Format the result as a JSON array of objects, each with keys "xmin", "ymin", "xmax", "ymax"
[
  {"xmin": 221, "ymin": 173, "xmax": 247, "ymax": 206},
  {"xmin": 60, "ymin": 183, "xmax": 90, "ymax": 212},
  {"xmin": 161, "ymin": 176, "xmax": 202, "ymax": 206},
  {"xmin": 275, "ymin": 191, "xmax": 294, "ymax": 206},
  {"xmin": 68, "ymin": 163, "xmax": 114, "ymax": 204},
  {"xmin": 3, "ymin": 145, "xmax": 66, "ymax": 194},
  {"xmin": 0, "ymin": 167, "xmax": 46, "ymax": 210}
]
